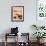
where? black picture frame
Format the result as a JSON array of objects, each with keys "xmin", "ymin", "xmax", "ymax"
[{"xmin": 11, "ymin": 6, "xmax": 24, "ymax": 22}]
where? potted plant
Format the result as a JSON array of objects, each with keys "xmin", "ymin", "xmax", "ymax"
[{"xmin": 33, "ymin": 32, "xmax": 46, "ymax": 43}]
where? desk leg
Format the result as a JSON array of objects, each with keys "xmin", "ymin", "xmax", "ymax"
[
  {"xmin": 5, "ymin": 34, "xmax": 7, "ymax": 46},
  {"xmin": 5, "ymin": 41, "xmax": 7, "ymax": 46},
  {"xmin": 16, "ymin": 34, "xmax": 18, "ymax": 46}
]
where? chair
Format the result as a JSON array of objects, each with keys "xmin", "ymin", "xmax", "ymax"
[{"xmin": 18, "ymin": 33, "xmax": 30, "ymax": 46}]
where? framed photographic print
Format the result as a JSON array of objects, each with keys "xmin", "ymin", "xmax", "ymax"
[
  {"xmin": 36, "ymin": 0, "xmax": 46, "ymax": 26},
  {"xmin": 11, "ymin": 6, "xmax": 24, "ymax": 22}
]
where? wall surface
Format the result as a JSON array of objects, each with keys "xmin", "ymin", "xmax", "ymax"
[{"xmin": 0, "ymin": 0, "xmax": 36, "ymax": 42}]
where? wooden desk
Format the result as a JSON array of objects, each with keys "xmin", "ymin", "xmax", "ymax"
[{"xmin": 4, "ymin": 33, "xmax": 30, "ymax": 46}]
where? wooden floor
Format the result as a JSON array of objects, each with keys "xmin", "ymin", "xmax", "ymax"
[{"xmin": 0, "ymin": 42, "xmax": 46, "ymax": 46}]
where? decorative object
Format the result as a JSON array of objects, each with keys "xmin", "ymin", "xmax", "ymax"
[
  {"xmin": 11, "ymin": 6, "xmax": 24, "ymax": 22},
  {"xmin": 11, "ymin": 27, "xmax": 18, "ymax": 34}
]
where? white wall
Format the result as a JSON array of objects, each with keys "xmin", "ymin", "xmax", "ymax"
[
  {"xmin": 0, "ymin": 0, "xmax": 36, "ymax": 34},
  {"xmin": 0, "ymin": 0, "xmax": 37, "ymax": 42}
]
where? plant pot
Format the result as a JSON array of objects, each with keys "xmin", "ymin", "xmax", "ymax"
[
  {"xmin": 37, "ymin": 39, "xmax": 44, "ymax": 44},
  {"xmin": 40, "ymin": 38, "xmax": 45, "ymax": 43},
  {"xmin": 37, "ymin": 39, "xmax": 40, "ymax": 43}
]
